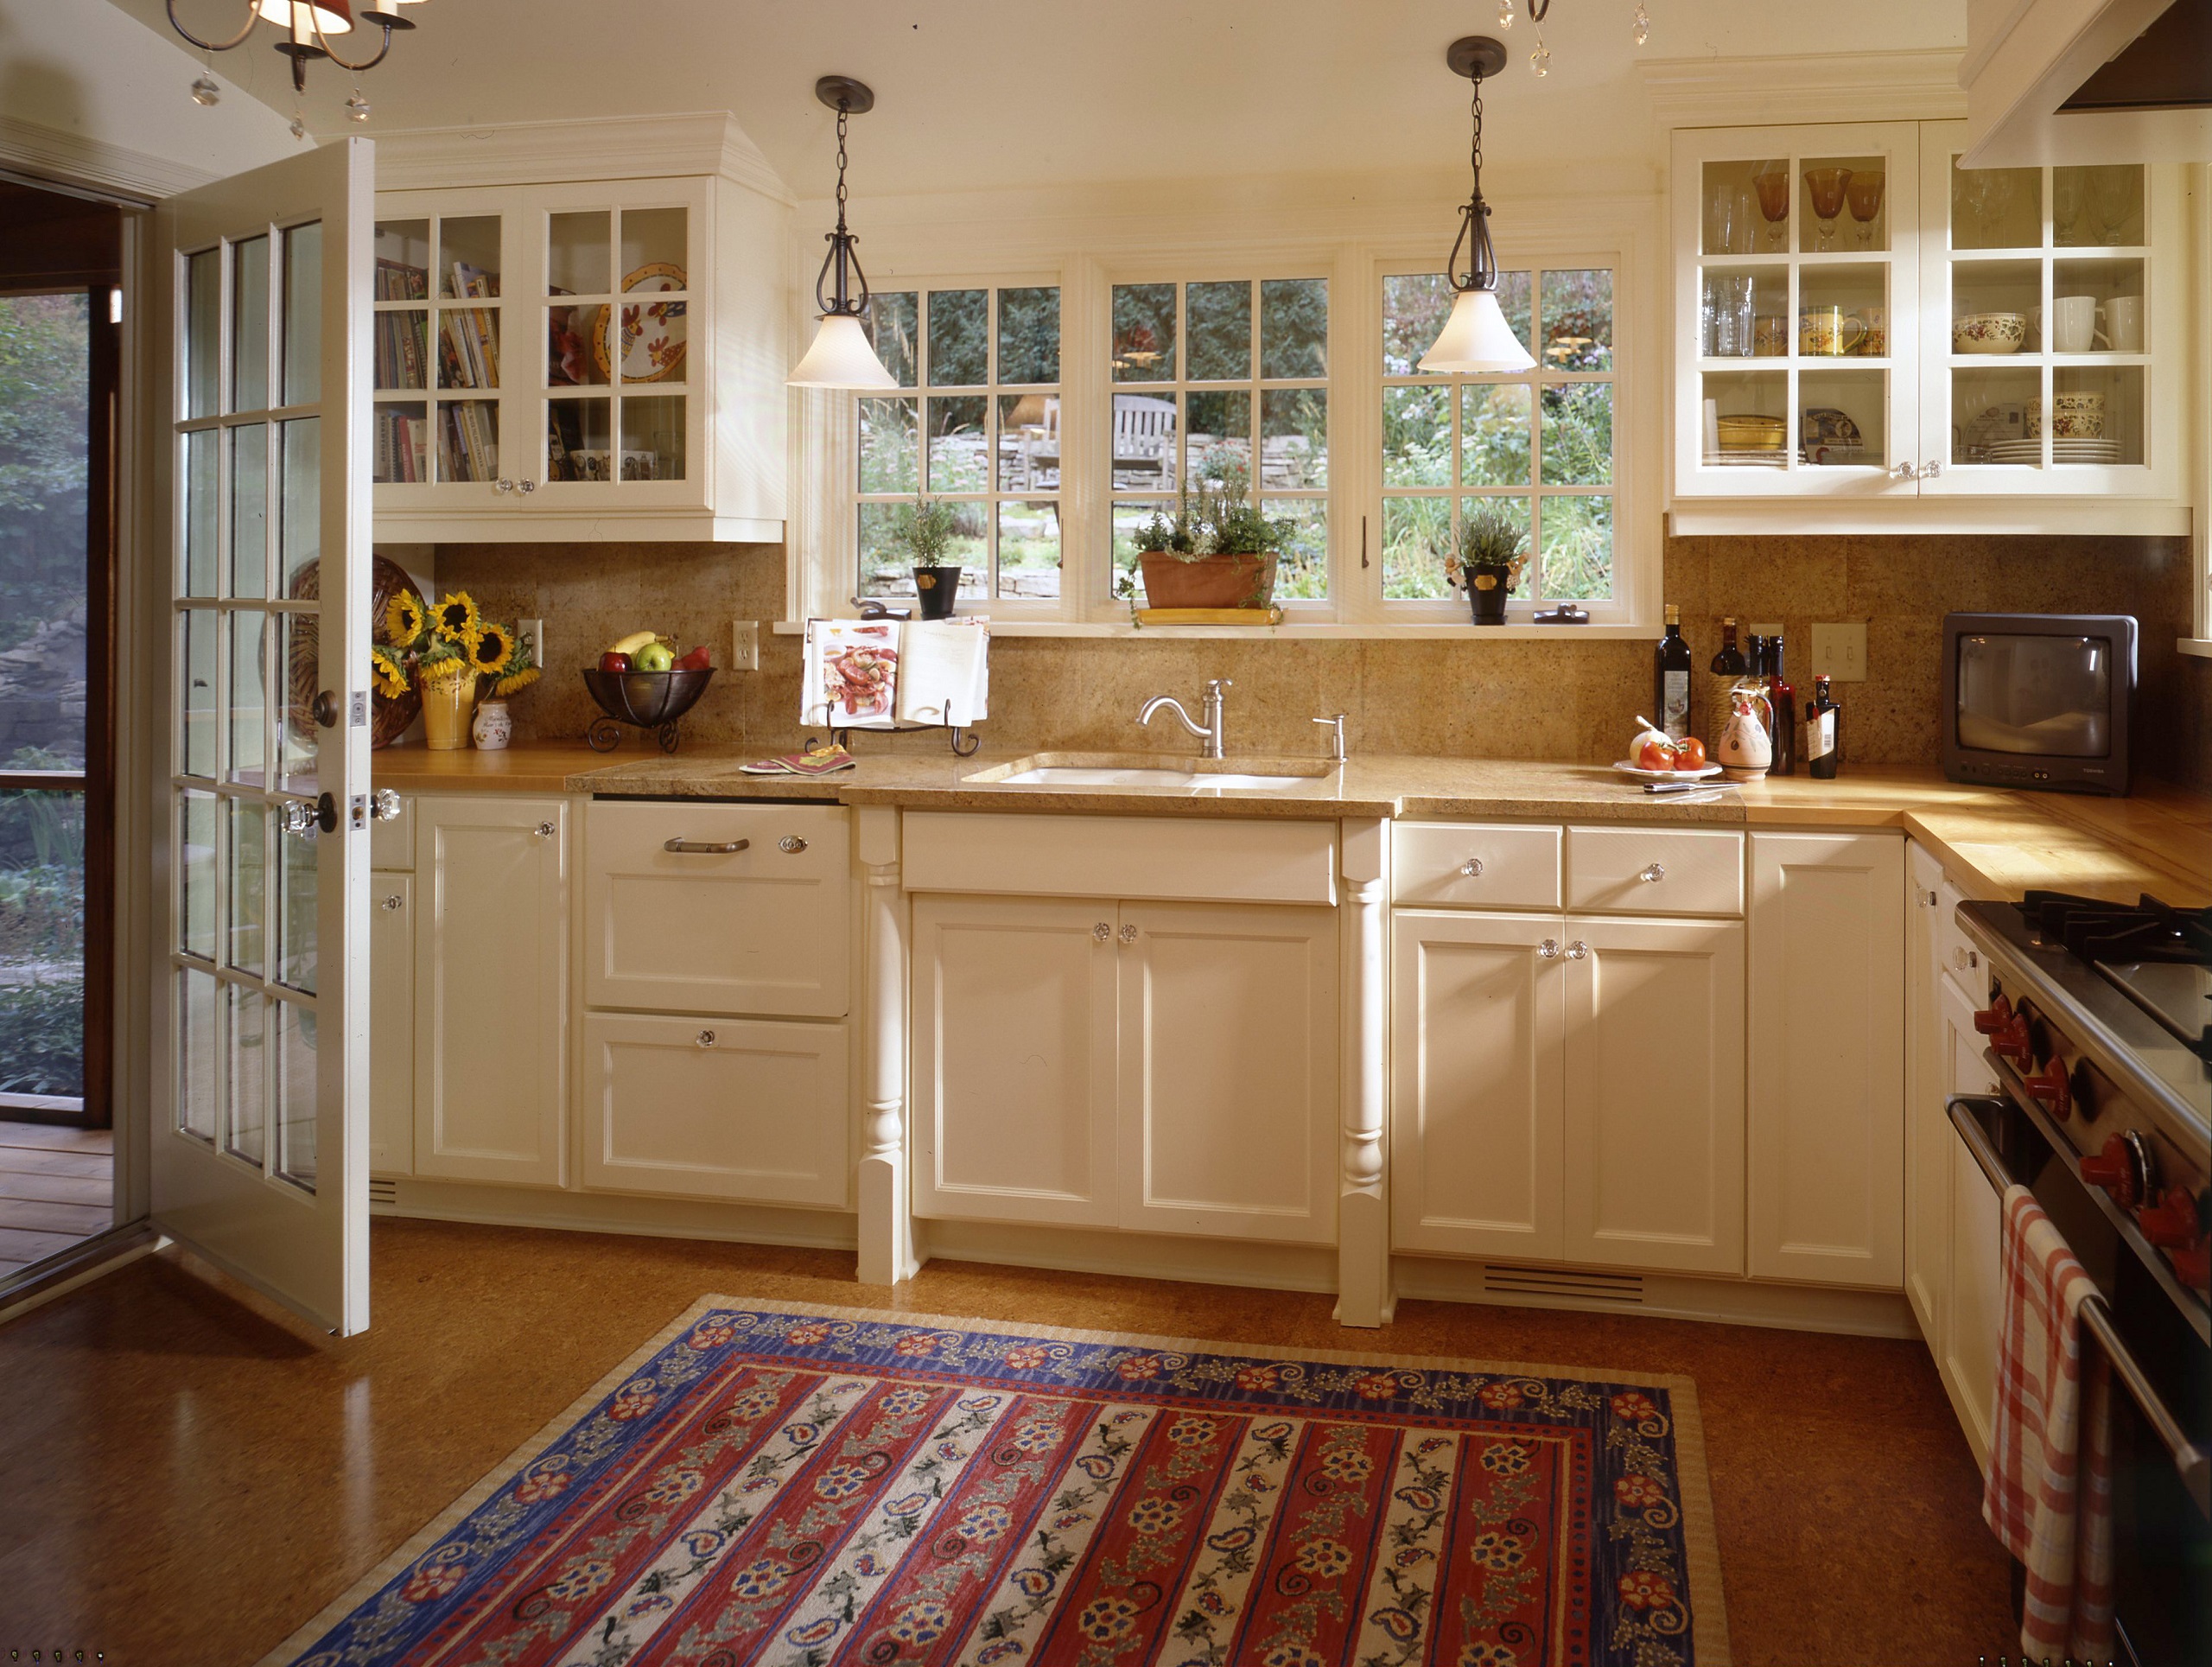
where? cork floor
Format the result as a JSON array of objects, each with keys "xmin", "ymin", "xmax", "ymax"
[{"xmin": 0, "ymin": 1217, "xmax": 2015, "ymax": 1665}]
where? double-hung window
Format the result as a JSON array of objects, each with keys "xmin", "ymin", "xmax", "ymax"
[
  {"xmin": 856, "ymin": 283, "xmax": 1062, "ymax": 601},
  {"xmin": 1379, "ymin": 266, "xmax": 1618, "ymax": 615}
]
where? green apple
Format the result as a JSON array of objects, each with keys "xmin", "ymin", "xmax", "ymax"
[{"xmin": 632, "ymin": 641, "xmax": 676, "ymax": 672}]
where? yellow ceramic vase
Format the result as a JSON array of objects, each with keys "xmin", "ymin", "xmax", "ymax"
[{"xmin": 421, "ymin": 675, "xmax": 477, "ymax": 750}]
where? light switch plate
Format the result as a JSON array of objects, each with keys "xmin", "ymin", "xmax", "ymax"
[
  {"xmin": 1810, "ymin": 620, "xmax": 1868, "ymax": 682},
  {"xmin": 518, "ymin": 618, "xmax": 546, "ymax": 677},
  {"xmin": 729, "ymin": 620, "xmax": 760, "ymax": 672}
]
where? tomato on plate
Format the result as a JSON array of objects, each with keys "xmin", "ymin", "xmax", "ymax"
[
  {"xmin": 1635, "ymin": 735, "xmax": 1679, "ymax": 772},
  {"xmin": 1672, "ymin": 736, "xmax": 1707, "ymax": 771}
]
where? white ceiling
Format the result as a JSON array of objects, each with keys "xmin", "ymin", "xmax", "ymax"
[{"xmin": 121, "ymin": 1, "xmax": 1965, "ymax": 198}]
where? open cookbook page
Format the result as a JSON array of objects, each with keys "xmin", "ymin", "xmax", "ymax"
[{"xmin": 802, "ymin": 620, "xmax": 902, "ymax": 729}]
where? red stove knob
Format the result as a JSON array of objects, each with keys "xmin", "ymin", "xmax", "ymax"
[
  {"xmin": 1988, "ymin": 1016, "xmax": 2032, "ymax": 1062},
  {"xmin": 2171, "ymin": 1242, "xmax": 2212, "ymax": 1292},
  {"xmin": 2136, "ymin": 1187, "xmax": 2205, "ymax": 1250},
  {"xmin": 2079, "ymin": 1135, "xmax": 2147, "ymax": 1207},
  {"xmin": 1973, "ymin": 996, "xmax": 2015, "ymax": 1034},
  {"xmin": 2021, "ymin": 1063, "xmax": 2072, "ymax": 1120}
]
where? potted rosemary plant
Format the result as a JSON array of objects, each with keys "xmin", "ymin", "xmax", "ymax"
[
  {"xmin": 1131, "ymin": 457, "xmax": 1291, "ymax": 611},
  {"xmin": 896, "ymin": 498, "xmax": 963, "ymax": 620},
  {"xmin": 1446, "ymin": 503, "xmax": 1529, "ymax": 626}
]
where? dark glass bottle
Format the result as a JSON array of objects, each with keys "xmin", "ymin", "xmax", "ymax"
[
  {"xmin": 1708, "ymin": 618, "xmax": 1748, "ymax": 758},
  {"xmin": 1656, "ymin": 603, "xmax": 1693, "ymax": 741},
  {"xmin": 1806, "ymin": 673, "xmax": 1840, "ymax": 779},
  {"xmin": 1765, "ymin": 632, "xmax": 1797, "ymax": 775}
]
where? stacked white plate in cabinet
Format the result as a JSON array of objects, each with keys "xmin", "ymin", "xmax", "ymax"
[{"xmin": 1985, "ymin": 439, "xmax": 2122, "ymax": 464}]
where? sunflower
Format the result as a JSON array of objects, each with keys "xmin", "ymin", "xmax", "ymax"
[
  {"xmin": 383, "ymin": 589, "xmax": 426, "ymax": 649},
  {"xmin": 467, "ymin": 620, "xmax": 516, "ymax": 678},
  {"xmin": 494, "ymin": 662, "xmax": 541, "ymax": 697},
  {"xmin": 416, "ymin": 646, "xmax": 469, "ymax": 686},
  {"xmin": 368, "ymin": 644, "xmax": 409, "ymax": 699},
  {"xmin": 431, "ymin": 590, "xmax": 480, "ymax": 646}
]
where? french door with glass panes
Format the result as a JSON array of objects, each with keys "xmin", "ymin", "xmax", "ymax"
[{"xmin": 151, "ymin": 139, "xmax": 373, "ymax": 1335}]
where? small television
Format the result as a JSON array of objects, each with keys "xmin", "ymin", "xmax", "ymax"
[{"xmin": 1942, "ymin": 613, "xmax": 2136, "ymax": 796}]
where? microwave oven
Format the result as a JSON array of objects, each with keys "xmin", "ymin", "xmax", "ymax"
[{"xmin": 1942, "ymin": 612, "xmax": 2136, "ymax": 795}]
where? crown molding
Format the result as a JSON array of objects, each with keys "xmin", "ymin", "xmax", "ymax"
[
  {"xmin": 0, "ymin": 113, "xmax": 213, "ymax": 203},
  {"xmin": 1635, "ymin": 49, "xmax": 1967, "ymax": 130},
  {"xmin": 371, "ymin": 111, "xmax": 794, "ymax": 203}
]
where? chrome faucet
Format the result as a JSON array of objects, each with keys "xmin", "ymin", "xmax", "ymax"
[{"xmin": 1137, "ymin": 678, "xmax": 1231, "ymax": 759}]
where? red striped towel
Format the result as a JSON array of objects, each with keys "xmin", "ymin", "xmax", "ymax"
[{"xmin": 1982, "ymin": 1183, "xmax": 2115, "ymax": 1660}]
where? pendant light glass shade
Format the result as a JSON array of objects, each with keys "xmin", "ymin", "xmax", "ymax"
[
  {"xmin": 1417, "ymin": 285, "xmax": 1535, "ymax": 375},
  {"xmin": 789, "ymin": 312, "xmax": 898, "ymax": 391}
]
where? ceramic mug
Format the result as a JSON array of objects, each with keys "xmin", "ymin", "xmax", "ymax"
[
  {"xmin": 2051, "ymin": 294, "xmax": 2110, "ymax": 353},
  {"xmin": 2105, "ymin": 295, "xmax": 2144, "ymax": 352},
  {"xmin": 1798, "ymin": 306, "xmax": 1867, "ymax": 357}
]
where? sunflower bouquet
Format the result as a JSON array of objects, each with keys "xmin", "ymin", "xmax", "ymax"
[{"xmin": 372, "ymin": 589, "xmax": 540, "ymax": 748}]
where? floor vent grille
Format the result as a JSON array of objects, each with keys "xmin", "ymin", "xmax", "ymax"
[
  {"xmin": 368, "ymin": 1178, "xmax": 399, "ymax": 1207},
  {"xmin": 1482, "ymin": 1265, "xmax": 1645, "ymax": 1305}
]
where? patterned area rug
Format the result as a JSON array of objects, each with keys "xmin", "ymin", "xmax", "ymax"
[{"xmin": 264, "ymin": 1298, "xmax": 1727, "ymax": 1667}]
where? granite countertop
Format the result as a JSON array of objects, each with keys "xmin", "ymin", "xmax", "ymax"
[{"xmin": 373, "ymin": 743, "xmax": 2212, "ymax": 906}]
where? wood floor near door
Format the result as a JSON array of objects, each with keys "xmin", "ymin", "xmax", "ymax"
[
  {"xmin": 0, "ymin": 1120, "xmax": 112, "ymax": 1276},
  {"xmin": 0, "ymin": 1218, "xmax": 2016, "ymax": 1666}
]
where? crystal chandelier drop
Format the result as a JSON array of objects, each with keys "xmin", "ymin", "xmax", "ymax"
[
  {"xmin": 168, "ymin": 0, "xmax": 429, "ymax": 126},
  {"xmin": 1491, "ymin": 1, "xmax": 1654, "ymax": 76}
]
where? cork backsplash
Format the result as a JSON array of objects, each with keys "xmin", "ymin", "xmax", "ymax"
[{"xmin": 431, "ymin": 534, "xmax": 2209, "ymax": 792}]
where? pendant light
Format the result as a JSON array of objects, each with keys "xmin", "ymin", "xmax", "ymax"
[
  {"xmin": 789, "ymin": 76, "xmax": 899, "ymax": 391},
  {"xmin": 1418, "ymin": 37, "xmax": 1536, "ymax": 377}
]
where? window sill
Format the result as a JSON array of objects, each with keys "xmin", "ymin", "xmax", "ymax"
[
  {"xmin": 773, "ymin": 620, "xmax": 1659, "ymax": 641},
  {"xmin": 2180, "ymin": 638, "xmax": 2212, "ymax": 660}
]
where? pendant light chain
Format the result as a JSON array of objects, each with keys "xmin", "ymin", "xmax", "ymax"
[{"xmin": 834, "ymin": 104, "xmax": 850, "ymax": 234}]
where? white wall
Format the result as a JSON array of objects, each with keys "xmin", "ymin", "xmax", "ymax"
[{"xmin": 0, "ymin": 0, "xmax": 295, "ymax": 195}]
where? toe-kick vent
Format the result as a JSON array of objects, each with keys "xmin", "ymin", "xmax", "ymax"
[
  {"xmin": 368, "ymin": 1178, "xmax": 399, "ymax": 1207},
  {"xmin": 1483, "ymin": 1265, "xmax": 1645, "ymax": 1305}
]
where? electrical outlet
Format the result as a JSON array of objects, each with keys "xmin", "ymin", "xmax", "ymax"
[
  {"xmin": 1810, "ymin": 621, "xmax": 1868, "ymax": 682},
  {"xmin": 729, "ymin": 620, "xmax": 760, "ymax": 672},
  {"xmin": 517, "ymin": 618, "xmax": 546, "ymax": 675}
]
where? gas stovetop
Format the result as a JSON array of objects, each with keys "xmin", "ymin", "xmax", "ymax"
[{"xmin": 2018, "ymin": 891, "xmax": 2212, "ymax": 1064}]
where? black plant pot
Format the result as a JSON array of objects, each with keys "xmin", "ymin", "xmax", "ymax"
[
  {"xmin": 1466, "ymin": 564, "xmax": 1511, "ymax": 626},
  {"xmin": 912, "ymin": 565, "xmax": 961, "ymax": 620}
]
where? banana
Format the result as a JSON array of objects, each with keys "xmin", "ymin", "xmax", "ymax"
[{"xmin": 609, "ymin": 629, "xmax": 659, "ymax": 656}]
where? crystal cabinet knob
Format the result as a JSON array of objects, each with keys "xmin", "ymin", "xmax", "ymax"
[
  {"xmin": 537, "ymin": 821, "xmax": 557, "ymax": 838},
  {"xmin": 1921, "ymin": 459, "xmax": 1944, "ymax": 479},
  {"xmin": 1537, "ymin": 938, "xmax": 1560, "ymax": 959},
  {"xmin": 1094, "ymin": 922, "xmax": 1112, "ymax": 940},
  {"xmin": 779, "ymin": 835, "xmax": 808, "ymax": 853},
  {"xmin": 279, "ymin": 800, "xmax": 320, "ymax": 838},
  {"xmin": 1120, "ymin": 923, "xmax": 1139, "ymax": 944},
  {"xmin": 696, "ymin": 1029, "xmax": 718, "ymax": 1048},
  {"xmin": 370, "ymin": 788, "xmax": 404, "ymax": 822},
  {"xmin": 1460, "ymin": 857, "xmax": 1485, "ymax": 878},
  {"xmin": 378, "ymin": 893, "xmax": 404, "ymax": 912},
  {"xmin": 1639, "ymin": 862, "xmax": 1666, "ymax": 882},
  {"xmin": 1566, "ymin": 939, "xmax": 1590, "ymax": 960},
  {"xmin": 1891, "ymin": 461, "xmax": 1918, "ymax": 481}
]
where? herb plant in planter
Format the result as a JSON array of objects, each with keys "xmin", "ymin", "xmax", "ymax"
[
  {"xmin": 1132, "ymin": 457, "xmax": 1293, "ymax": 611},
  {"xmin": 896, "ymin": 498, "xmax": 963, "ymax": 620},
  {"xmin": 1446, "ymin": 503, "xmax": 1529, "ymax": 626}
]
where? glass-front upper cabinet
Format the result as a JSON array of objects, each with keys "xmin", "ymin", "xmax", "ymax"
[
  {"xmin": 371, "ymin": 205, "xmax": 504, "ymax": 487},
  {"xmin": 1916, "ymin": 119, "xmax": 2177, "ymax": 502},
  {"xmin": 1673, "ymin": 122, "xmax": 1920, "ymax": 499}
]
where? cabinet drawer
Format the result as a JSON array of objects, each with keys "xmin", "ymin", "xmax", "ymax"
[
  {"xmin": 581, "ymin": 1012, "xmax": 849, "ymax": 1208},
  {"xmin": 585, "ymin": 801, "xmax": 850, "ymax": 1018},
  {"xmin": 1934, "ymin": 876, "xmax": 1990, "ymax": 998},
  {"xmin": 903, "ymin": 811, "xmax": 1337, "ymax": 906},
  {"xmin": 1393, "ymin": 822, "xmax": 1562, "ymax": 909},
  {"xmin": 1567, "ymin": 825, "xmax": 1744, "ymax": 916},
  {"xmin": 371, "ymin": 792, "xmax": 415, "ymax": 871}
]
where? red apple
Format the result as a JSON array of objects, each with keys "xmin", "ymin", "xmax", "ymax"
[
  {"xmin": 676, "ymin": 646, "xmax": 712, "ymax": 671},
  {"xmin": 599, "ymin": 651, "xmax": 631, "ymax": 672}
]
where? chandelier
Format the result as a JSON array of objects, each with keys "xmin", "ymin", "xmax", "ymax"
[
  {"xmin": 787, "ymin": 76, "xmax": 899, "ymax": 391},
  {"xmin": 1494, "ymin": 0, "xmax": 1652, "ymax": 76},
  {"xmin": 168, "ymin": 1, "xmax": 429, "ymax": 130}
]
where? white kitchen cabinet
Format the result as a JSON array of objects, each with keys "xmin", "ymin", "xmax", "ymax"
[
  {"xmin": 580, "ymin": 1013, "xmax": 848, "ymax": 1207},
  {"xmin": 912, "ymin": 894, "xmax": 1121, "ymax": 1229},
  {"xmin": 912, "ymin": 893, "xmax": 1338, "ymax": 1244},
  {"xmin": 584, "ymin": 800, "xmax": 849, "ymax": 1019},
  {"xmin": 369, "ymin": 115, "xmax": 788, "ymax": 543},
  {"xmin": 1390, "ymin": 910, "xmax": 1567, "ymax": 1263},
  {"xmin": 1562, "ymin": 914, "xmax": 1747, "ymax": 1276},
  {"xmin": 1670, "ymin": 122, "xmax": 2190, "ymax": 531},
  {"xmin": 370, "ymin": 873, "xmax": 414, "ymax": 1178},
  {"xmin": 1118, "ymin": 902, "xmax": 1338, "ymax": 1245},
  {"xmin": 1746, "ymin": 831, "xmax": 1906, "ymax": 1288},
  {"xmin": 1904, "ymin": 843, "xmax": 1948, "ymax": 1337},
  {"xmin": 412, "ymin": 796, "xmax": 569, "ymax": 1187}
]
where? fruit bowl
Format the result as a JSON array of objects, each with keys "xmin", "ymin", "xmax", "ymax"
[{"xmin": 581, "ymin": 667, "xmax": 715, "ymax": 753}]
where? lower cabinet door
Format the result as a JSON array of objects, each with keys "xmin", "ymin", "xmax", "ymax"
[
  {"xmin": 370, "ymin": 874, "xmax": 414, "ymax": 1176},
  {"xmin": 1118, "ymin": 901, "xmax": 1338, "ymax": 1244},
  {"xmin": 1942, "ymin": 1119, "xmax": 2004, "ymax": 1473},
  {"xmin": 581, "ymin": 1014, "xmax": 849, "ymax": 1207},
  {"xmin": 911, "ymin": 894, "xmax": 1121, "ymax": 1227},
  {"xmin": 1562, "ymin": 914, "xmax": 1746, "ymax": 1275},
  {"xmin": 1904, "ymin": 844, "xmax": 1946, "ymax": 1338},
  {"xmin": 413, "ymin": 796, "xmax": 569, "ymax": 1187},
  {"xmin": 1390, "ymin": 909, "xmax": 1567, "ymax": 1260}
]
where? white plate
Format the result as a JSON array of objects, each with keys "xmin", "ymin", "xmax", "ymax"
[{"xmin": 1611, "ymin": 760, "xmax": 1726, "ymax": 783}]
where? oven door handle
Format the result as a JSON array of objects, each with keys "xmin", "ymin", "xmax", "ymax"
[{"xmin": 1947, "ymin": 1096, "xmax": 2212, "ymax": 1520}]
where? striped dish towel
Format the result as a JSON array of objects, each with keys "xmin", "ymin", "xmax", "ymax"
[{"xmin": 1982, "ymin": 1183, "xmax": 2115, "ymax": 1661}]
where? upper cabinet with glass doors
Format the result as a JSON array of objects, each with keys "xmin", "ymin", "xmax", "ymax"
[
  {"xmin": 1670, "ymin": 121, "xmax": 2190, "ymax": 531},
  {"xmin": 369, "ymin": 118, "xmax": 790, "ymax": 543}
]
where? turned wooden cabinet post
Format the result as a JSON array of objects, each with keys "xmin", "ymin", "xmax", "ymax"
[{"xmin": 856, "ymin": 805, "xmax": 917, "ymax": 1283}]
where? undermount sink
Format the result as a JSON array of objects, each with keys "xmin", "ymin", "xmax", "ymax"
[{"xmin": 969, "ymin": 754, "xmax": 1333, "ymax": 792}]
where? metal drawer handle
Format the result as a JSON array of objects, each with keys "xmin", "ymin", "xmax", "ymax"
[
  {"xmin": 1566, "ymin": 939, "xmax": 1589, "ymax": 959},
  {"xmin": 535, "ymin": 821, "xmax": 557, "ymax": 838},
  {"xmin": 696, "ymin": 1028, "xmax": 717, "ymax": 1048},
  {"xmin": 1120, "ymin": 923, "xmax": 1138, "ymax": 944},
  {"xmin": 1537, "ymin": 938, "xmax": 1560, "ymax": 959},
  {"xmin": 1638, "ymin": 862, "xmax": 1666, "ymax": 882},
  {"xmin": 379, "ymin": 894, "xmax": 404, "ymax": 912},
  {"xmin": 779, "ymin": 835, "xmax": 808, "ymax": 854},
  {"xmin": 664, "ymin": 837, "xmax": 749, "ymax": 855},
  {"xmin": 1460, "ymin": 857, "xmax": 1485, "ymax": 877},
  {"xmin": 1093, "ymin": 921, "xmax": 1111, "ymax": 940}
]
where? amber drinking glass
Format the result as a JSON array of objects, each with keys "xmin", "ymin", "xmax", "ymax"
[
  {"xmin": 1751, "ymin": 164, "xmax": 1791, "ymax": 251},
  {"xmin": 1804, "ymin": 167, "xmax": 1853, "ymax": 251},
  {"xmin": 1846, "ymin": 171, "xmax": 1885, "ymax": 247}
]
